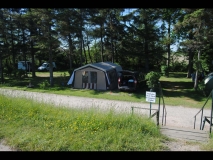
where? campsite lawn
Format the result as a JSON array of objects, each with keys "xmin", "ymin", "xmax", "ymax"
[{"xmin": 0, "ymin": 71, "xmax": 211, "ymax": 109}]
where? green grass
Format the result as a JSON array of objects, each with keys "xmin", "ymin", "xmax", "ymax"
[
  {"xmin": 1, "ymin": 71, "xmax": 213, "ymax": 151},
  {"xmin": 0, "ymin": 94, "xmax": 167, "ymax": 151},
  {"xmin": 159, "ymin": 72, "xmax": 211, "ymax": 108}
]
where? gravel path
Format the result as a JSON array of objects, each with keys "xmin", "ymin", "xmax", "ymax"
[{"xmin": 0, "ymin": 88, "xmax": 211, "ymax": 151}]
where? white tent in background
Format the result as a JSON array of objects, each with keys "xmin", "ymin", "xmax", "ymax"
[{"xmin": 67, "ymin": 62, "xmax": 122, "ymax": 90}]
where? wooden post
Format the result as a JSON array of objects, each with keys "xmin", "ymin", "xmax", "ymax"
[
  {"xmin": 156, "ymin": 110, "xmax": 159, "ymax": 126},
  {"xmin": 149, "ymin": 88, "xmax": 153, "ymax": 118}
]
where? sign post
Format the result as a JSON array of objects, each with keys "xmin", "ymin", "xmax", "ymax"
[{"xmin": 146, "ymin": 90, "xmax": 156, "ymax": 117}]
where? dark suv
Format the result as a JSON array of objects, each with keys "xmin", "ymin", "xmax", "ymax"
[{"xmin": 118, "ymin": 70, "xmax": 145, "ymax": 92}]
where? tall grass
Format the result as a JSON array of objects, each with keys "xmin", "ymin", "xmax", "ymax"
[{"xmin": 0, "ymin": 94, "xmax": 167, "ymax": 151}]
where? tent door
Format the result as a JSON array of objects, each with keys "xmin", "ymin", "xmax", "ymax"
[{"xmin": 82, "ymin": 71, "xmax": 97, "ymax": 90}]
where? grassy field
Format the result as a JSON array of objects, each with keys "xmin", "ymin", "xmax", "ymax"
[{"xmin": 0, "ymin": 94, "xmax": 168, "ymax": 151}]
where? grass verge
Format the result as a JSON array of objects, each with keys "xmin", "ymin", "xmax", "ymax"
[{"xmin": 0, "ymin": 94, "xmax": 167, "ymax": 151}]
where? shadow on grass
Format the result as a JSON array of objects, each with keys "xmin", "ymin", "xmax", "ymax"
[
  {"xmin": 4, "ymin": 76, "xmax": 71, "ymax": 89},
  {"xmin": 160, "ymin": 80, "xmax": 206, "ymax": 101},
  {"xmin": 162, "ymin": 89, "xmax": 204, "ymax": 101},
  {"xmin": 115, "ymin": 84, "xmax": 148, "ymax": 99},
  {"xmin": 161, "ymin": 81, "xmax": 194, "ymax": 90}
]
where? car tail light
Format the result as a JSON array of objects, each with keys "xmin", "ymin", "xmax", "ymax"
[{"xmin": 134, "ymin": 80, "xmax": 137, "ymax": 84}]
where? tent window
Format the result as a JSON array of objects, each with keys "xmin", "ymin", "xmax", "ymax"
[
  {"xmin": 82, "ymin": 71, "xmax": 89, "ymax": 83},
  {"xmin": 90, "ymin": 72, "xmax": 97, "ymax": 83}
]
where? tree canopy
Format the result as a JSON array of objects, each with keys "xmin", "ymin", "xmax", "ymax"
[{"xmin": 0, "ymin": 8, "xmax": 213, "ymax": 86}]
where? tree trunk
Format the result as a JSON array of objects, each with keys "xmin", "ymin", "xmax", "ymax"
[
  {"xmin": 100, "ymin": 23, "xmax": 104, "ymax": 62},
  {"xmin": 194, "ymin": 22, "xmax": 202, "ymax": 90},
  {"xmin": 87, "ymin": 35, "xmax": 92, "ymax": 63},
  {"xmin": 187, "ymin": 50, "xmax": 194, "ymax": 78},
  {"xmin": 49, "ymin": 46, "xmax": 54, "ymax": 87},
  {"xmin": 186, "ymin": 33, "xmax": 194, "ymax": 78},
  {"xmin": 48, "ymin": 23, "xmax": 53, "ymax": 87},
  {"xmin": 114, "ymin": 41, "xmax": 118, "ymax": 63},
  {"xmin": 109, "ymin": 15, "xmax": 114, "ymax": 63},
  {"xmin": 22, "ymin": 28, "xmax": 27, "ymax": 76},
  {"xmin": 167, "ymin": 18, "xmax": 171, "ymax": 77},
  {"xmin": 94, "ymin": 39, "xmax": 98, "ymax": 63},
  {"xmin": 68, "ymin": 34, "xmax": 73, "ymax": 70},
  {"xmin": 144, "ymin": 11, "xmax": 149, "ymax": 73},
  {"xmin": 79, "ymin": 9, "xmax": 83, "ymax": 66},
  {"xmin": 30, "ymin": 37, "xmax": 36, "ymax": 78},
  {"xmin": 82, "ymin": 37, "xmax": 87, "ymax": 64},
  {"xmin": 110, "ymin": 35, "xmax": 114, "ymax": 63},
  {"xmin": 29, "ymin": 8, "xmax": 36, "ymax": 78},
  {"xmin": 79, "ymin": 36, "xmax": 83, "ymax": 66},
  {"xmin": 194, "ymin": 50, "xmax": 201, "ymax": 90},
  {"xmin": 10, "ymin": 16, "xmax": 16, "ymax": 77}
]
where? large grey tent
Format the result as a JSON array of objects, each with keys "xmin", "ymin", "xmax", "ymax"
[
  {"xmin": 67, "ymin": 62, "xmax": 122, "ymax": 90},
  {"xmin": 204, "ymin": 74, "xmax": 213, "ymax": 95}
]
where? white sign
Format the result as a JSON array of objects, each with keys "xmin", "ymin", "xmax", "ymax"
[{"xmin": 146, "ymin": 91, "xmax": 156, "ymax": 103}]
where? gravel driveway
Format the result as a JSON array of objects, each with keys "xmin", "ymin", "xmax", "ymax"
[{"xmin": 0, "ymin": 88, "xmax": 211, "ymax": 151}]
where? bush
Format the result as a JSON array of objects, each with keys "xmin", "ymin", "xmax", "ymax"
[
  {"xmin": 38, "ymin": 80, "xmax": 50, "ymax": 89},
  {"xmin": 161, "ymin": 65, "xmax": 168, "ymax": 76},
  {"xmin": 145, "ymin": 71, "xmax": 161, "ymax": 89},
  {"xmin": 170, "ymin": 62, "xmax": 187, "ymax": 72}
]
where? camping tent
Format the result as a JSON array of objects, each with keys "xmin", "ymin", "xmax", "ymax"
[
  {"xmin": 204, "ymin": 75, "xmax": 213, "ymax": 95},
  {"xmin": 67, "ymin": 62, "xmax": 122, "ymax": 90}
]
